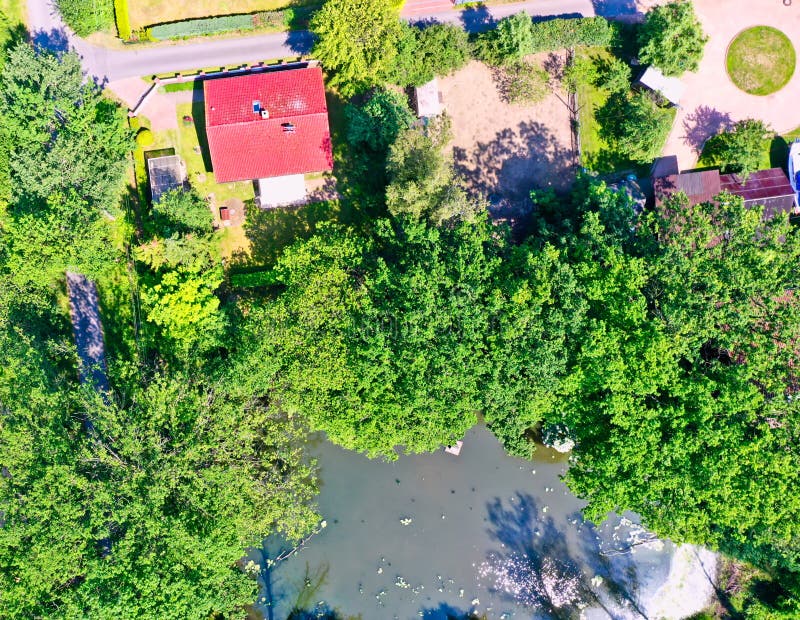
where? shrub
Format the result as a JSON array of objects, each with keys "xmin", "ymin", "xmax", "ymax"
[
  {"xmin": 594, "ymin": 55, "xmax": 631, "ymax": 94},
  {"xmin": 562, "ymin": 54, "xmax": 598, "ymax": 93},
  {"xmin": 252, "ymin": 11, "xmax": 285, "ymax": 30},
  {"xmin": 477, "ymin": 15, "xmax": 613, "ymax": 66},
  {"xmin": 136, "ymin": 128, "xmax": 154, "ymax": 147},
  {"xmin": 114, "ymin": 0, "xmax": 131, "ymax": 40},
  {"xmin": 496, "ymin": 61, "xmax": 550, "ymax": 104},
  {"xmin": 149, "ymin": 14, "xmax": 254, "ymax": 40},
  {"xmin": 56, "ymin": 0, "xmax": 115, "ymax": 36}
]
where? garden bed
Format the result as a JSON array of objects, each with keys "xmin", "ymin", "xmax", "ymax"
[{"xmin": 128, "ymin": 0, "xmax": 310, "ymax": 31}]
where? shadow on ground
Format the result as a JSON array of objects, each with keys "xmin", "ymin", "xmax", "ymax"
[{"xmin": 453, "ymin": 120, "xmax": 575, "ymax": 224}]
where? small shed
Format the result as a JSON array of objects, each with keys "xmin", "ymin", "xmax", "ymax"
[
  {"xmin": 635, "ymin": 66, "xmax": 685, "ymax": 107},
  {"xmin": 147, "ymin": 154, "xmax": 186, "ymax": 203},
  {"xmin": 414, "ymin": 78, "xmax": 444, "ymax": 118},
  {"xmin": 257, "ymin": 174, "xmax": 306, "ymax": 208}
]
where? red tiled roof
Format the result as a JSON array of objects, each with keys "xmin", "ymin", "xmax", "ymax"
[{"xmin": 204, "ymin": 67, "xmax": 333, "ymax": 183}]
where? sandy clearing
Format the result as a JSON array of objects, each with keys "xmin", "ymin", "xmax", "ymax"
[{"xmin": 440, "ymin": 59, "xmax": 575, "ymax": 222}]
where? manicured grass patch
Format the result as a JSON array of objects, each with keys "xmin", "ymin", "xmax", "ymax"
[
  {"xmin": 174, "ymin": 101, "xmax": 255, "ymax": 207},
  {"xmin": 128, "ymin": 0, "xmax": 313, "ymax": 30},
  {"xmin": 726, "ymin": 26, "xmax": 796, "ymax": 96}
]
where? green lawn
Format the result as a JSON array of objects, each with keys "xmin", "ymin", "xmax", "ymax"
[
  {"xmin": 726, "ymin": 26, "xmax": 796, "ymax": 96},
  {"xmin": 174, "ymin": 101, "xmax": 255, "ymax": 206}
]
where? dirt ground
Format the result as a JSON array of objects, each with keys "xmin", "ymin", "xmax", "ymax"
[{"xmin": 439, "ymin": 59, "xmax": 575, "ymax": 223}]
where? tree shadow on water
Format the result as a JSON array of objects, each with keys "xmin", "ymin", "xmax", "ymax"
[
  {"xmin": 419, "ymin": 602, "xmax": 483, "ymax": 619},
  {"xmin": 569, "ymin": 510, "xmax": 648, "ymax": 619},
  {"xmin": 481, "ymin": 493, "xmax": 592, "ymax": 618}
]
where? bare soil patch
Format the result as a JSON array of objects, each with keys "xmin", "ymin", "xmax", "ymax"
[{"xmin": 440, "ymin": 59, "xmax": 575, "ymax": 223}]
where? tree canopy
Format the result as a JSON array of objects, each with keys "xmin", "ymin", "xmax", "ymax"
[
  {"xmin": 310, "ymin": 0, "xmax": 402, "ymax": 95},
  {"xmin": 597, "ymin": 90, "xmax": 674, "ymax": 163},
  {"xmin": 702, "ymin": 118, "xmax": 771, "ymax": 181},
  {"xmin": 638, "ymin": 0, "xmax": 708, "ymax": 76}
]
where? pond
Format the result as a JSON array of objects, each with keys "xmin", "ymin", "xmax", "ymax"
[{"xmin": 253, "ymin": 425, "xmax": 717, "ymax": 619}]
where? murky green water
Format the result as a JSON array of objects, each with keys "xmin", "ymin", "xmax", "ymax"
[{"xmin": 254, "ymin": 425, "xmax": 708, "ymax": 619}]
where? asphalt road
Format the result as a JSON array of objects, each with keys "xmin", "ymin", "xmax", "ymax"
[{"xmin": 25, "ymin": 0, "xmax": 639, "ymax": 81}]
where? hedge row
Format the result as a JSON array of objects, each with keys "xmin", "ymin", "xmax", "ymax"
[
  {"xmin": 150, "ymin": 12, "xmax": 285, "ymax": 41},
  {"xmin": 56, "ymin": 0, "xmax": 115, "ymax": 36},
  {"xmin": 114, "ymin": 0, "xmax": 131, "ymax": 40},
  {"xmin": 477, "ymin": 15, "xmax": 613, "ymax": 65}
]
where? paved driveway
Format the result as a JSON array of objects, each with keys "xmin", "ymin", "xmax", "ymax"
[{"xmin": 663, "ymin": 0, "xmax": 800, "ymax": 170}]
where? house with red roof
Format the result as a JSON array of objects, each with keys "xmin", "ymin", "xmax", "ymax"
[{"xmin": 203, "ymin": 66, "xmax": 333, "ymax": 207}]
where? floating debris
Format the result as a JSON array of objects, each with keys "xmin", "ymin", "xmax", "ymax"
[
  {"xmin": 377, "ymin": 567, "xmax": 383, "ymax": 574},
  {"xmin": 395, "ymin": 576, "xmax": 410, "ymax": 589},
  {"xmin": 400, "ymin": 517, "xmax": 413, "ymax": 526}
]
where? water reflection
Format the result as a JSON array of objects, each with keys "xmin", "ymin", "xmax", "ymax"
[{"xmin": 253, "ymin": 425, "xmax": 711, "ymax": 619}]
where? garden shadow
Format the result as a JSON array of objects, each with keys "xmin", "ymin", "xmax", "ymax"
[
  {"xmin": 682, "ymin": 105, "xmax": 734, "ymax": 155},
  {"xmin": 31, "ymin": 27, "xmax": 69, "ymax": 53},
  {"xmin": 460, "ymin": 5, "xmax": 495, "ymax": 34},
  {"xmin": 453, "ymin": 120, "xmax": 575, "ymax": 225},
  {"xmin": 190, "ymin": 80, "xmax": 214, "ymax": 173},
  {"xmin": 591, "ymin": 0, "xmax": 640, "ymax": 20},
  {"xmin": 232, "ymin": 200, "xmax": 336, "ymax": 268}
]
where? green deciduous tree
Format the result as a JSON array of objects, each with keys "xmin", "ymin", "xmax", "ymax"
[
  {"xmin": 0, "ymin": 43, "xmax": 132, "ymax": 209},
  {"xmin": 551, "ymin": 188, "xmax": 800, "ymax": 576},
  {"xmin": 597, "ymin": 90, "xmax": 674, "ymax": 163},
  {"xmin": 249, "ymin": 216, "xmax": 499, "ymax": 458},
  {"xmin": 310, "ymin": 0, "xmax": 402, "ymax": 96},
  {"xmin": 385, "ymin": 118, "xmax": 479, "ymax": 225},
  {"xmin": 386, "ymin": 23, "xmax": 471, "ymax": 87},
  {"xmin": 638, "ymin": 0, "xmax": 708, "ymax": 76},
  {"xmin": 345, "ymin": 88, "xmax": 415, "ymax": 155},
  {"xmin": 702, "ymin": 118, "xmax": 771, "ymax": 181}
]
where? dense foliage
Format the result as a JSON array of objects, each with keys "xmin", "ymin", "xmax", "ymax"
[
  {"xmin": 386, "ymin": 22, "xmax": 471, "ymax": 87},
  {"xmin": 597, "ymin": 90, "xmax": 674, "ymax": 163},
  {"xmin": 702, "ymin": 118, "xmax": 771, "ymax": 181},
  {"xmin": 476, "ymin": 14, "xmax": 612, "ymax": 65},
  {"xmin": 56, "ymin": 0, "xmax": 115, "ymax": 36},
  {"xmin": 0, "ymin": 44, "xmax": 319, "ymax": 618},
  {"xmin": 638, "ymin": 0, "xmax": 707, "ymax": 76},
  {"xmin": 310, "ymin": 0, "xmax": 402, "ymax": 96}
]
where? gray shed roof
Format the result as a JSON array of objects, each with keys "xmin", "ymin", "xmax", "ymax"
[{"xmin": 637, "ymin": 66, "xmax": 685, "ymax": 106}]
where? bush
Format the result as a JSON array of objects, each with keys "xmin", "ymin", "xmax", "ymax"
[
  {"xmin": 114, "ymin": 0, "xmax": 131, "ymax": 40},
  {"xmin": 594, "ymin": 55, "xmax": 631, "ymax": 94},
  {"xmin": 386, "ymin": 23, "xmax": 471, "ymax": 87},
  {"xmin": 597, "ymin": 90, "xmax": 674, "ymax": 163},
  {"xmin": 477, "ymin": 15, "xmax": 613, "ymax": 65},
  {"xmin": 56, "ymin": 0, "xmax": 115, "ymax": 36},
  {"xmin": 149, "ymin": 14, "xmax": 254, "ymax": 40},
  {"xmin": 496, "ymin": 61, "xmax": 550, "ymax": 104}
]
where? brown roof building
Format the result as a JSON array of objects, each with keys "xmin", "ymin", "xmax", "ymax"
[{"xmin": 652, "ymin": 158, "xmax": 797, "ymax": 217}]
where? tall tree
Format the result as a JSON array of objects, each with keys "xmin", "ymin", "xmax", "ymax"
[
  {"xmin": 597, "ymin": 90, "xmax": 674, "ymax": 163},
  {"xmin": 0, "ymin": 43, "xmax": 132, "ymax": 209},
  {"xmin": 638, "ymin": 0, "xmax": 708, "ymax": 76},
  {"xmin": 249, "ymin": 216, "xmax": 500, "ymax": 458},
  {"xmin": 702, "ymin": 118, "xmax": 771, "ymax": 181},
  {"xmin": 552, "ymin": 190, "xmax": 800, "ymax": 575},
  {"xmin": 310, "ymin": 0, "xmax": 403, "ymax": 96}
]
